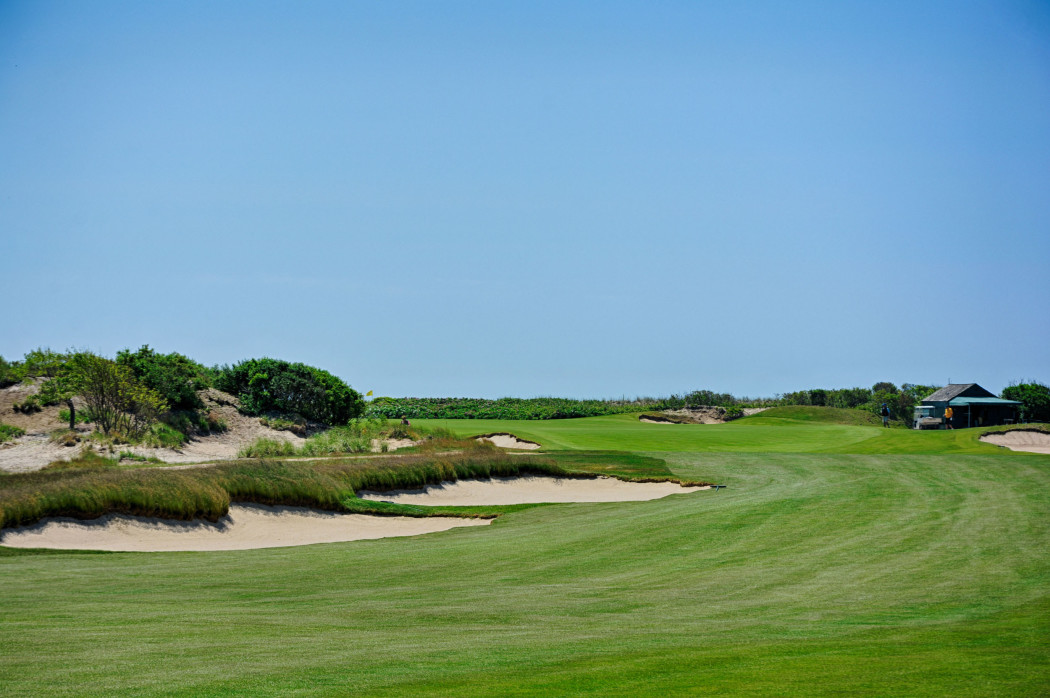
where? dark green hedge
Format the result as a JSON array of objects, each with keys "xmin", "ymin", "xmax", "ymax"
[{"xmin": 216, "ymin": 358, "xmax": 364, "ymax": 425}]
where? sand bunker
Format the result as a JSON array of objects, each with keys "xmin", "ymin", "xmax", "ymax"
[
  {"xmin": 359, "ymin": 475, "xmax": 706, "ymax": 506},
  {"xmin": 475, "ymin": 433, "xmax": 541, "ymax": 450},
  {"xmin": 0, "ymin": 504, "xmax": 490, "ymax": 552},
  {"xmin": 980, "ymin": 430, "xmax": 1050, "ymax": 455}
]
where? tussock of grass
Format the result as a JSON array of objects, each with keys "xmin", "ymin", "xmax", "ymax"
[
  {"xmin": 0, "ymin": 422, "xmax": 26, "ymax": 443},
  {"xmin": 238, "ymin": 438, "xmax": 298, "ymax": 458},
  {"xmin": 42, "ymin": 449, "xmax": 120, "ymax": 471},
  {"xmin": 140, "ymin": 422, "xmax": 188, "ymax": 449}
]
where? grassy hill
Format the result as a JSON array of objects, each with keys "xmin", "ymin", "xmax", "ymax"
[
  {"xmin": 1, "ymin": 413, "xmax": 1047, "ymax": 694},
  {"xmin": 740, "ymin": 404, "xmax": 884, "ymax": 426}
]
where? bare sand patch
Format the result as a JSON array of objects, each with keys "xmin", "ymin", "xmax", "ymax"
[
  {"xmin": 0, "ymin": 434, "xmax": 82, "ymax": 473},
  {"xmin": 475, "ymin": 433, "xmax": 541, "ymax": 450},
  {"xmin": 980, "ymin": 430, "xmax": 1050, "ymax": 454},
  {"xmin": 359, "ymin": 475, "xmax": 706, "ymax": 506},
  {"xmin": 0, "ymin": 504, "xmax": 490, "ymax": 552}
]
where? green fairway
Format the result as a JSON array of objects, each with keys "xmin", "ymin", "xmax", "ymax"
[
  {"xmin": 414, "ymin": 412, "xmax": 1016, "ymax": 455},
  {"xmin": 2, "ymin": 417, "xmax": 1048, "ymax": 694}
]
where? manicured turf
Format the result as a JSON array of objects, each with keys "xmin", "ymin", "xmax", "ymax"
[
  {"xmin": 415, "ymin": 412, "xmax": 1018, "ymax": 455},
  {"xmin": 1, "ymin": 417, "xmax": 1048, "ymax": 695}
]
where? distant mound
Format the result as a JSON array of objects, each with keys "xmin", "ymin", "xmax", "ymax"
[
  {"xmin": 639, "ymin": 406, "xmax": 767, "ymax": 425},
  {"xmin": 740, "ymin": 406, "xmax": 882, "ymax": 427}
]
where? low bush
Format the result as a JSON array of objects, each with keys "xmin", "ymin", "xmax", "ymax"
[
  {"xmin": 0, "ymin": 356, "xmax": 17, "ymax": 388},
  {"xmin": 1002, "ymin": 381, "xmax": 1050, "ymax": 423},
  {"xmin": 237, "ymin": 439, "xmax": 297, "ymax": 459},
  {"xmin": 216, "ymin": 358, "xmax": 364, "ymax": 425},
  {"xmin": 141, "ymin": 423, "xmax": 187, "ymax": 449},
  {"xmin": 0, "ymin": 423, "xmax": 26, "ymax": 443},
  {"xmin": 12, "ymin": 395, "xmax": 42, "ymax": 414},
  {"xmin": 48, "ymin": 430, "xmax": 81, "ymax": 448},
  {"xmin": 58, "ymin": 408, "xmax": 92, "ymax": 425},
  {"xmin": 116, "ymin": 346, "xmax": 213, "ymax": 411}
]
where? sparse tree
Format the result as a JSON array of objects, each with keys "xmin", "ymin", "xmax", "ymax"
[{"xmin": 67, "ymin": 353, "xmax": 167, "ymax": 437}]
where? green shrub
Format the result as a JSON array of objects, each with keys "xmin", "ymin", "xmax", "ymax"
[
  {"xmin": 0, "ymin": 356, "xmax": 18, "ymax": 388},
  {"xmin": 12, "ymin": 395, "xmax": 42, "ymax": 414},
  {"xmin": 216, "ymin": 358, "xmax": 364, "ymax": 425},
  {"xmin": 141, "ymin": 423, "xmax": 187, "ymax": 449},
  {"xmin": 19, "ymin": 348, "xmax": 71, "ymax": 379},
  {"xmin": 0, "ymin": 423, "xmax": 26, "ymax": 443},
  {"xmin": 68, "ymin": 353, "xmax": 168, "ymax": 437},
  {"xmin": 237, "ymin": 438, "xmax": 298, "ymax": 459},
  {"xmin": 116, "ymin": 346, "xmax": 213, "ymax": 411},
  {"xmin": 1002, "ymin": 381, "xmax": 1050, "ymax": 423},
  {"xmin": 58, "ymin": 408, "xmax": 92, "ymax": 425}
]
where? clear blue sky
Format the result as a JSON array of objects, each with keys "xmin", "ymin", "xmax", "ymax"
[{"xmin": 2, "ymin": 1, "xmax": 1048, "ymax": 399}]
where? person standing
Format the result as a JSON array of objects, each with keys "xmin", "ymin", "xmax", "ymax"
[
  {"xmin": 880, "ymin": 403, "xmax": 891, "ymax": 427},
  {"xmin": 944, "ymin": 405, "xmax": 954, "ymax": 429}
]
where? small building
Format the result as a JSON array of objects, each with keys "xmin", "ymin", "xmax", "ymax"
[{"xmin": 916, "ymin": 383, "xmax": 1021, "ymax": 429}]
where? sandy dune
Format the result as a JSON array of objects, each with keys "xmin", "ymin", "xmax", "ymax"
[
  {"xmin": 0, "ymin": 504, "xmax": 490, "ymax": 552},
  {"xmin": 359, "ymin": 475, "xmax": 706, "ymax": 506},
  {"xmin": 979, "ymin": 430, "xmax": 1050, "ymax": 454}
]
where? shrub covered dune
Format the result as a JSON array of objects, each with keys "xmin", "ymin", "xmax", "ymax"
[{"xmin": 1, "ymin": 403, "xmax": 1048, "ymax": 695}]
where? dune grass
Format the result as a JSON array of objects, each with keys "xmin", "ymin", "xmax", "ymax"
[
  {"xmin": 0, "ymin": 422, "xmax": 26, "ymax": 443},
  {"xmin": 0, "ymin": 447, "xmax": 700, "ymax": 530}
]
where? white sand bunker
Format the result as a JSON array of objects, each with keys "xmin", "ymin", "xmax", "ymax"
[
  {"xmin": 0, "ymin": 504, "xmax": 490, "ymax": 552},
  {"xmin": 359, "ymin": 475, "xmax": 706, "ymax": 506},
  {"xmin": 475, "ymin": 433, "xmax": 541, "ymax": 450},
  {"xmin": 980, "ymin": 430, "xmax": 1050, "ymax": 454}
]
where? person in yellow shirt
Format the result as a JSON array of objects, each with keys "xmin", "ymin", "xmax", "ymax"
[{"xmin": 944, "ymin": 405, "xmax": 954, "ymax": 429}]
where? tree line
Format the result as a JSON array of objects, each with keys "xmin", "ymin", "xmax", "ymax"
[{"xmin": 3, "ymin": 347, "xmax": 1046, "ymax": 429}]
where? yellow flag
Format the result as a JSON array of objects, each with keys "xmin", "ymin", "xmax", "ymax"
[{"xmin": 366, "ymin": 390, "xmax": 373, "ymax": 396}]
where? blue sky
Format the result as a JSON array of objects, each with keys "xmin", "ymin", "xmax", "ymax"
[{"xmin": 2, "ymin": 1, "xmax": 1048, "ymax": 399}]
